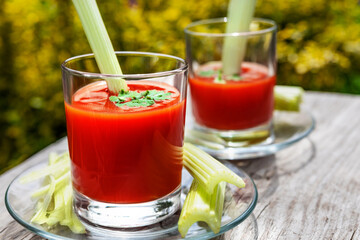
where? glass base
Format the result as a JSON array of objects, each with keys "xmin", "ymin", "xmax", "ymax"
[
  {"xmin": 194, "ymin": 120, "xmax": 275, "ymax": 148},
  {"xmin": 73, "ymin": 186, "xmax": 181, "ymax": 230}
]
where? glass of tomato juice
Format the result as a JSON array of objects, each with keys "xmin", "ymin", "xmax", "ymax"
[
  {"xmin": 61, "ymin": 52, "xmax": 188, "ymax": 229},
  {"xmin": 185, "ymin": 18, "xmax": 277, "ymax": 146}
]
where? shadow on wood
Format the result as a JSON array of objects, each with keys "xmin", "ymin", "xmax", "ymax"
[{"xmin": 215, "ymin": 213, "xmax": 259, "ymax": 240}]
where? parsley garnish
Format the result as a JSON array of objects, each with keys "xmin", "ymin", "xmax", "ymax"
[
  {"xmin": 198, "ymin": 69, "xmax": 243, "ymax": 83},
  {"xmin": 198, "ymin": 69, "xmax": 220, "ymax": 77},
  {"xmin": 214, "ymin": 73, "xmax": 226, "ymax": 84},
  {"xmin": 109, "ymin": 89, "xmax": 172, "ymax": 108}
]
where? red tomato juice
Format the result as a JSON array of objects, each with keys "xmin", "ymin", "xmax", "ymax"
[
  {"xmin": 65, "ymin": 81, "xmax": 185, "ymax": 204},
  {"xmin": 189, "ymin": 62, "xmax": 276, "ymax": 130}
]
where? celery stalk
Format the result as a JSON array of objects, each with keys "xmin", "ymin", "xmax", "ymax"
[
  {"xmin": 180, "ymin": 144, "xmax": 245, "ymax": 237},
  {"xmin": 48, "ymin": 152, "xmax": 58, "ymax": 165},
  {"xmin": 49, "ymin": 152, "xmax": 69, "ymax": 165},
  {"xmin": 46, "ymin": 185, "xmax": 66, "ymax": 226},
  {"xmin": 72, "ymin": 0, "xmax": 128, "ymax": 93},
  {"xmin": 275, "ymin": 85, "xmax": 304, "ymax": 111},
  {"xmin": 183, "ymin": 143, "xmax": 245, "ymax": 194},
  {"xmin": 222, "ymin": 0, "xmax": 257, "ymax": 76},
  {"xmin": 30, "ymin": 175, "xmax": 56, "ymax": 224},
  {"xmin": 20, "ymin": 157, "xmax": 70, "ymax": 183},
  {"xmin": 60, "ymin": 185, "xmax": 73, "ymax": 226},
  {"xmin": 69, "ymin": 211, "xmax": 86, "ymax": 234},
  {"xmin": 26, "ymin": 152, "xmax": 85, "ymax": 234},
  {"xmin": 31, "ymin": 171, "xmax": 70, "ymax": 198},
  {"xmin": 59, "ymin": 185, "xmax": 85, "ymax": 234},
  {"xmin": 178, "ymin": 180, "xmax": 226, "ymax": 237}
]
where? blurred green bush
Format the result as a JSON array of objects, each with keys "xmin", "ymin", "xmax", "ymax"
[{"xmin": 0, "ymin": 0, "xmax": 359, "ymax": 173}]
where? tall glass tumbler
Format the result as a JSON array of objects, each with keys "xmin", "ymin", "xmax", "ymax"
[
  {"xmin": 61, "ymin": 52, "xmax": 188, "ymax": 229},
  {"xmin": 185, "ymin": 18, "xmax": 277, "ymax": 145}
]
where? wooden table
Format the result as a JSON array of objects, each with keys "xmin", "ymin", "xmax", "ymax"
[{"xmin": 1, "ymin": 92, "xmax": 360, "ymax": 239}]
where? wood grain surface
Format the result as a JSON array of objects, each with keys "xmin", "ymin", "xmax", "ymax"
[{"xmin": 1, "ymin": 92, "xmax": 360, "ymax": 240}]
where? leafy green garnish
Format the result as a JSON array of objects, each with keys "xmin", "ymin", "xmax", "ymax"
[
  {"xmin": 198, "ymin": 69, "xmax": 220, "ymax": 77},
  {"xmin": 198, "ymin": 69, "xmax": 243, "ymax": 83},
  {"xmin": 146, "ymin": 90, "xmax": 172, "ymax": 101},
  {"xmin": 214, "ymin": 74, "xmax": 226, "ymax": 84},
  {"xmin": 109, "ymin": 89, "xmax": 172, "ymax": 107},
  {"xmin": 117, "ymin": 99, "xmax": 155, "ymax": 108},
  {"xmin": 109, "ymin": 96, "xmax": 119, "ymax": 102}
]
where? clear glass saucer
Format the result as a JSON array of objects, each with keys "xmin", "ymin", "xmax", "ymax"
[
  {"xmin": 185, "ymin": 109, "xmax": 315, "ymax": 160},
  {"xmin": 5, "ymin": 161, "xmax": 257, "ymax": 240}
]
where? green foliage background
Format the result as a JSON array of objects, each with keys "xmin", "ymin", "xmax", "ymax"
[{"xmin": 1, "ymin": 0, "xmax": 359, "ymax": 172}]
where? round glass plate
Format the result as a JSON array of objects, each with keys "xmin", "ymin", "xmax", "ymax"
[
  {"xmin": 5, "ymin": 161, "xmax": 257, "ymax": 240},
  {"xmin": 185, "ymin": 109, "xmax": 315, "ymax": 160}
]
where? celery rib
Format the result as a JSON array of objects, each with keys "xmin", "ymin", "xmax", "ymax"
[
  {"xmin": 275, "ymin": 85, "xmax": 304, "ymax": 112},
  {"xmin": 46, "ymin": 185, "xmax": 66, "ymax": 226},
  {"xmin": 178, "ymin": 180, "xmax": 226, "ymax": 237},
  {"xmin": 222, "ymin": 0, "xmax": 257, "ymax": 76},
  {"xmin": 20, "ymin": 158, "xmax": 70, "ymax": 183},
  {"xmin": 180, "ymin": 144, "xmax": 246, "ymax": 237},
  {"xmin": 72, "ymin": 0, "xmax": 128, "ymax": 93},
  {"xmin": 26, "ymin": 152, "xmax": 85, "ymax": 234},
  {"xmin": 31, "ymin": 171, "xmax": 71, "ymax": 198},
  {"xmin": 49, "ymin": 152, "xmax": 69, "ymax": 165},
  {"xmin": 183, "ymin": 143, "xmax": 245, "ymax": 194},
  {"xmin": 31, "ymin": 175, "xmax": 56, "ymax": 224}
]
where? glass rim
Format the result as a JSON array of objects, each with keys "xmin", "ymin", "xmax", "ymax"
[
  {"xmin": 61, "ymin": 51, "xmax": 188, "ymax": 79},
  {"xmin": 184, "ymin": 17, "xmax": 277, "ymax": 37}
]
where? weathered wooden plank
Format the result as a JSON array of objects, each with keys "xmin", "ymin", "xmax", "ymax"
[
  {"xmin": 223, "ymin": 92, "xmax": 360, "ymax": 239},
  {"xmin": 1, "ymin": 92, "xmax": 360, "ymax": 240},
  {"xmin": 0, "ymin": 221, "xmax": 43, "ymax": 240}
]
